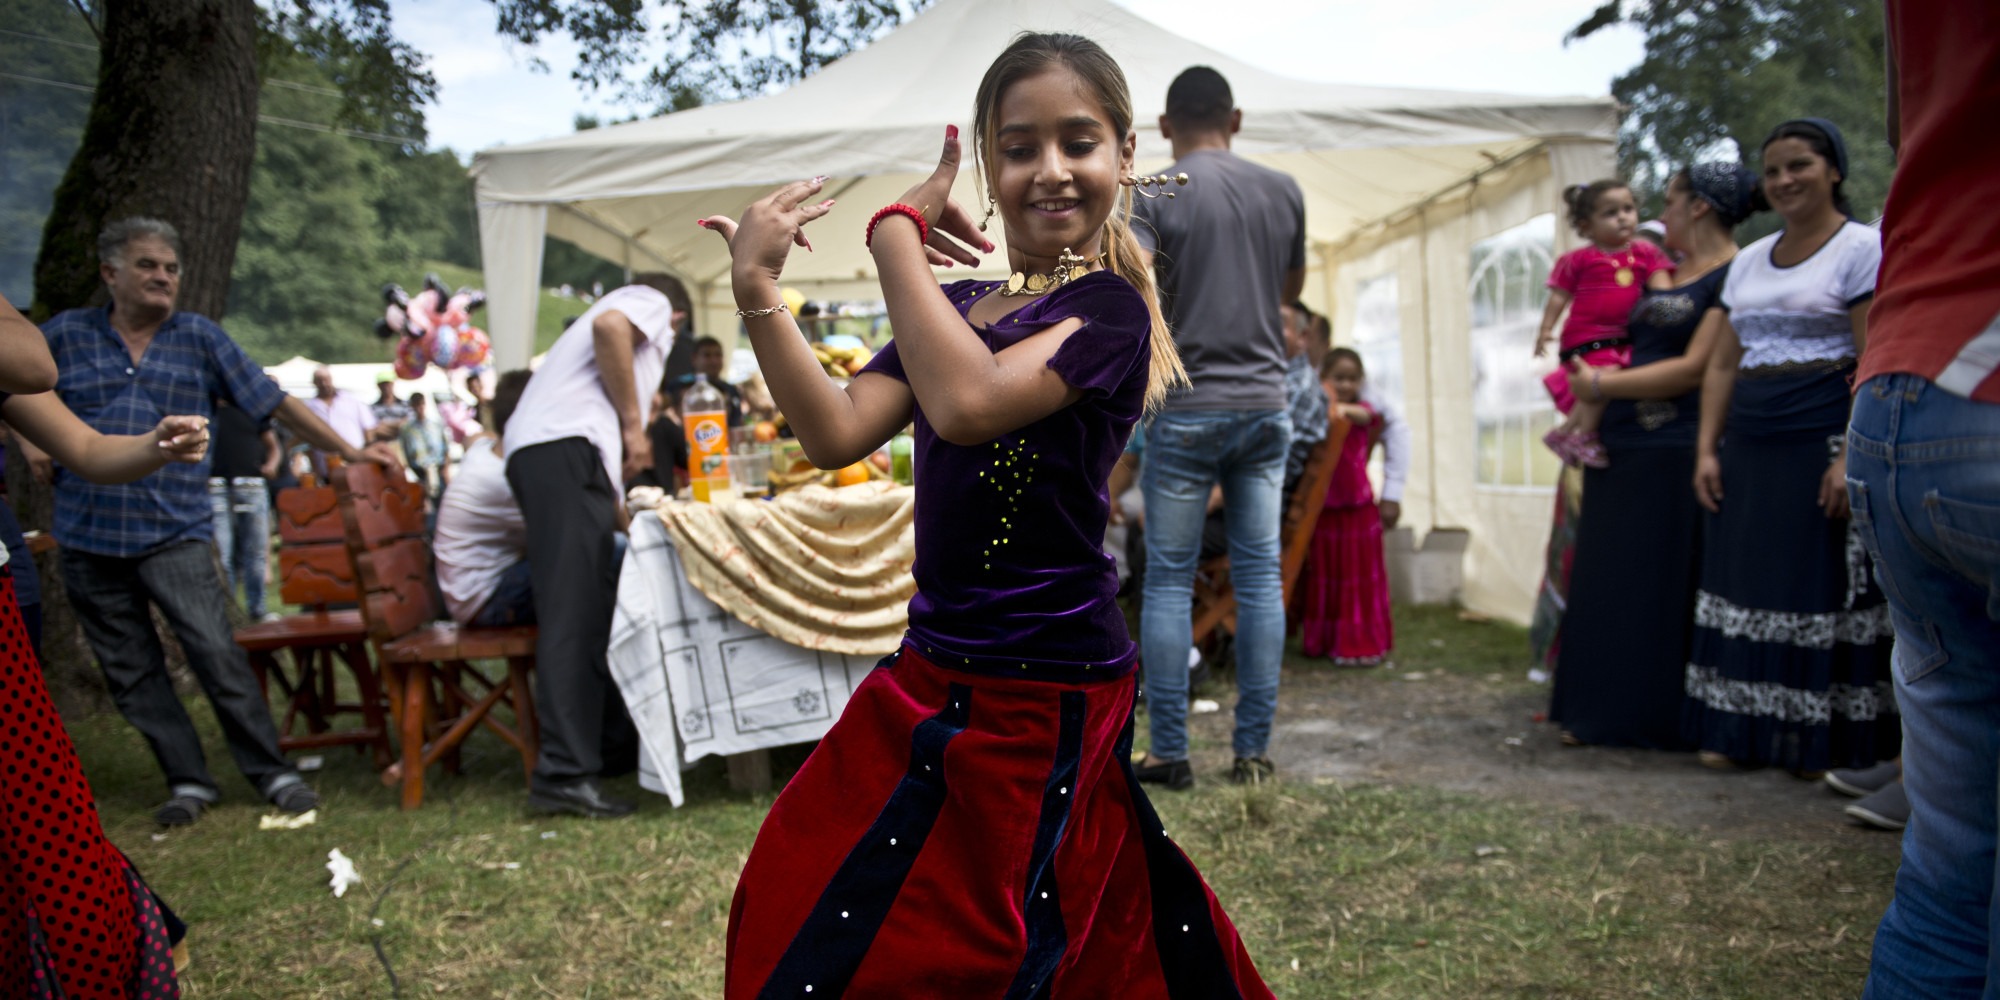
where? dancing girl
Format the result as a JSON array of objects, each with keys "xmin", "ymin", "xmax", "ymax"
[{"xmin": 699, "ymin": 32, "xmax": 1274, "ymax": 999}]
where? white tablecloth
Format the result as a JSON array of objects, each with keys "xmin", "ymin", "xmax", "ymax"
[{"xmin": 608, "ymin": 513, "xmax": 885, "ymax": 806}]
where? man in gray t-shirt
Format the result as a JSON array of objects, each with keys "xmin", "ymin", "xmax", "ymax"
[{"xmin": 1132, "ymin": 66, "xmax": 1308, "ymax": 792}]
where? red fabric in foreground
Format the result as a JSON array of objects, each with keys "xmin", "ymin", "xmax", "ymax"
[
  {"xmin": 0, "ymin": 571, "xmax": 178, "ymax": 998},
  {"xmin": 726, "ymin": 647, "xmax": 1273, "ymax": 999}
]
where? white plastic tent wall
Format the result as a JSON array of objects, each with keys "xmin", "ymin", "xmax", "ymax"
[{"xmin": 470, "ymin": 0, "xmax": 1617, "ymax": 623}]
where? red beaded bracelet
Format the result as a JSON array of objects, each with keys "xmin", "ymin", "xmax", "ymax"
[{"xmin": 865, "ymin": 203, "xmax": 930, "ymax": 250}]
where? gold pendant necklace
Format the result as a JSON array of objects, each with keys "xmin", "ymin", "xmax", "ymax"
[{"xmin": 999, "ymin": 247, "xmax": 1103, "ymax": 297}]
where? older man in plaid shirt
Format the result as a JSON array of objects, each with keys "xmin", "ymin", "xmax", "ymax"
[{"xmin": 24, "ymin": 217, "xmax": 403, "ymax": 826}]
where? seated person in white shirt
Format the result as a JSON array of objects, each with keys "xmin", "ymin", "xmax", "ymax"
[{"xmin": 434, "ymin": 370, "xmax": 534, "ymax": 627}]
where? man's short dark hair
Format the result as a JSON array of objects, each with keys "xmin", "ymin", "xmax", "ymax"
[
  {"xmin": 693, "ymin": 335, "xmax": 723, "ymax": 352},
  {"xmin": 97, "ymin": 217, "xmax": 183, "ymax": 268},
  {"xmin": 1165, "ymin": 66, "xmax": 1233, "ymax": 131},
  {"xmin": 632, "ymin": 272, "xmax": 694, "ymax": 333},
  {"xmin": 491, "ymin": 369, "xmax": 531, "ymax": 437}
]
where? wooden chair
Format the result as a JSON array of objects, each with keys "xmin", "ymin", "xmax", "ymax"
[
  {"xmin": 1190, "ymin": 414, "xmax": 1353, "ymax": 650},
  {"xmin": 333, "ymin": 463, "xmax": 539, "ymax": 809},
  {"xmin": 233, "ymin": 483, "xmax": 394, "ymax": 769}
]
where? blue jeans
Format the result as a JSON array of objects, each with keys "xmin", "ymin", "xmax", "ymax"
[
  {"xmin": 1139, "ymin": 409, "xmax": 1291, "ymax": 761},
  {"xmin": 1848, "ymin": 375, "xmax": 2000, "ymax": 999},
  {"xmin": 209, "ymin": 477, "xmax": 270, "ymax": 618}
]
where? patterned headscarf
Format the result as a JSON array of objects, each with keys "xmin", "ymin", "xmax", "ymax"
[{"xmin": 1686, "ymin": 161, "xmax": 1757, "ymax": 227}]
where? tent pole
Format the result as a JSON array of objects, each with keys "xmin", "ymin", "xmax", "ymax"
[{"xmin": 1417, "ymin": 203, "xmax": 1437, "ymax": 533}]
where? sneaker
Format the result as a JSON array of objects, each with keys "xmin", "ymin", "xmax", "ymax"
[
  {"xmin": 1845, "ymin": 780, "xmax": 1909, "ymax": 831},
  {"xmin": 271, "ymin": 783, "xmax": 321, "ymax": 815},
  {"xmin": 1230, "ymin": 757, "xmax": 1276, "ymax": 786},
  {"xmin": 1133, "ymin": 757, "xmax": 1194, "ymax": 791},
  {"xmin": 1826, "ymin": 760, "xmax": 1900, "ymax": 798},
  {"xmin": 154, "ymin": 795, "xmax": 207, "ymax": 827}
]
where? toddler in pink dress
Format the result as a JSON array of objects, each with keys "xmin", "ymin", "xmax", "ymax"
[{"xmin": 1535, "ymin": 180, "xmax": 1674, "ymax": 467}]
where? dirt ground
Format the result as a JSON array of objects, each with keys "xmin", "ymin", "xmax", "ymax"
[{"xmin": 1173, "ymin": 663, "xmax": 1904, "ymax": 856}]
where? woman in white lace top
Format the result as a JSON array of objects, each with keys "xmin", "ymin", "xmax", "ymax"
[{"xmin": 1683, "ymin": 118, "xmax": 1898, "ymax": 775}]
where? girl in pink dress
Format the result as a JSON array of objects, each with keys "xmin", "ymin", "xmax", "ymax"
[
  {"xmin": 1298, "ymin": 348, "xmax": 1393, "ymax": 665},
  {"xmin": 1534, "ymin": 179, "xmax": 1675, "ymax": 467}
]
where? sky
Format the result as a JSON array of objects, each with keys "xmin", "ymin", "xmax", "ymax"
[{"xmin": 395, "ymin": 0, "xmax": 1643, "ymax": 158}]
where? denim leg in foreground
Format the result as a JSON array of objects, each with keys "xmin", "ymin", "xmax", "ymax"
[
  {"xmin": 1219, "ymin": 412, "xmax": 1290, "ymax": 759},
  {"xmin": 1139, "ymin": 409, "xmax": 1291, "ymax": 762},
  {"xmin": 1847, "ymin": 375, "xmax": 2000, "ymax": 1000}
]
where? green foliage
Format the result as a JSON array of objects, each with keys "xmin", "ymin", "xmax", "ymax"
[
  {"xmin": 223, "ymin": 38, "xmax": 478, "ymax": 364},
  {"xmin": 1574, "ymin": 0, "xmax": 1890, "ymax": 231},
  {"xmin": 0, "ymin": 0, "xmax": 99, "ymax": 305}
]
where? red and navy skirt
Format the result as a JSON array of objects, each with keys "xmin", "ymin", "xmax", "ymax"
[{"xmin": 726, "ymin": 644, "xmax": 1274, "ymax": 999}]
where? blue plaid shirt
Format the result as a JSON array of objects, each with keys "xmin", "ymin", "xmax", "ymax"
[{"xmin": 41, "ymin": 306, "xmax": 286, "ymax": 557}]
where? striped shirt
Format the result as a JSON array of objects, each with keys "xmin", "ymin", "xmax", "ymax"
[{"xmin": 41, "ymin": 306, "xmax": 286, "ymax": 557}]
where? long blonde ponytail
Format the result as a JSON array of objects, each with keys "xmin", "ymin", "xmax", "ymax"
[{"xmin": 1104, "ymin": 195, "xmax": 1187, "ymax": 413}]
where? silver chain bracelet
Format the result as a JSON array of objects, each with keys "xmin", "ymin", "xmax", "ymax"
[{"xmin": 736, "ymin": 304, "xmax": 787, "ymax": 318}]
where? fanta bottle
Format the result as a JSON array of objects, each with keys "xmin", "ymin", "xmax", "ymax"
[{"xmin": 683, "ymin": 375, "xmax": 735, "ymax": 502}]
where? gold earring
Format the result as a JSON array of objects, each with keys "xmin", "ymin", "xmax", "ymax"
[
  {"xmin": 1132, "ymin": 172, "xmax": 1191, "ymax": 200},
  {"xmin": 980, "ymin": 195, "xmax": 996, "ymax": 232}
]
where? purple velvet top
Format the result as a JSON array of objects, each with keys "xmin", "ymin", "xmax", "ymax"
[{"xmin": 860, "ymin": 271, "xmax": 1152, "ymax": 676}]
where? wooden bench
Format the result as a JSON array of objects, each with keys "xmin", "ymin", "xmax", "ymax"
[
  {"xmin": 234, "ymin": 483, "xmax": 393, "ymax": 769},
  {"xmin": 333, "ymin": 463, "xmax": 539, "ymax": 809},
  {"xmin": 1190, "ymin": 414, "xmax": 1352, "ymax": 650}
]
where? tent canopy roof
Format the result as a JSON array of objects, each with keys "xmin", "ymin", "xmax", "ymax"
[{"xmin": 471, "ymin": 0, "xmax": 1615, "ymax": 287}]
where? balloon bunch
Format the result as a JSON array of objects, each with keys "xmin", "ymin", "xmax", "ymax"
[{"xmin": 375, "ymin": 274, "xmax": 492, "ymax": 380}]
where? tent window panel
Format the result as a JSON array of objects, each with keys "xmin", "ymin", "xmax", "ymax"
[
  {"xmin": 1353, "ymin": 273, "xmax": 1404, "ymax": 414},
  {"xmin": 1353, "ymin": 273, "xmax": 1403, "ymax": 498},
  {"xmin": 1468, "ymin": 214, "xmax": 1558, "ymax": 489}
]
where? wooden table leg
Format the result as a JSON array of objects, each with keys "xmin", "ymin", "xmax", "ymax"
[{"xmin": 399, "ymin": 661, "xmax": 432, "ymax": 810}]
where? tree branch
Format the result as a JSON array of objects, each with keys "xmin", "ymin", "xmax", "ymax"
[{"xmin": 67, "ymin": 0, "xmax": 104, "ymax": 45}]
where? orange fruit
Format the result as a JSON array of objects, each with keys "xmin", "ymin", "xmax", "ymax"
[
  {"xmin": 753, "ymin": 420, "xmax": 779, "ymax": 443},
  {"xmin": 836, "ymin": 462, "xmax": 870, "ymax": 487}
]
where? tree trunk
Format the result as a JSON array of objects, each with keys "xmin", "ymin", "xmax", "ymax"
[{"xmin": 29, "ymin": 0, "xmax": 260, "ymax": 321}]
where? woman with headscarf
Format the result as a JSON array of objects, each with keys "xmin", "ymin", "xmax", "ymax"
[
  {"xmin": 1684, "ymin": 119, "xmax": 1897, "ymax": 774},
  {"xmin": 1548, "ymin": 162, "xmax": 1758, "ymax": 749}
]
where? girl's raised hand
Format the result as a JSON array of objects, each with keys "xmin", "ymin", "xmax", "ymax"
[
  {"xmin": 701, "ymin": 178, "xmax": 837, "ymax": 288},
  {"xmin": 889, "ymin": 126, "xmax": 994, "ymax": 267}
]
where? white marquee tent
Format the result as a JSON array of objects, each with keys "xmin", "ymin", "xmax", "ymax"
[{"xmin": 471, "ymin": 0, "xmax": 1618, "ymax": 623}]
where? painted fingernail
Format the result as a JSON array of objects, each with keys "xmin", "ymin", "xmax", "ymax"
[
  {"xmin": 983, "ymin": 241, "xmax": 996, "ymax": 252},
  {"xmin": 946, "ymin": 124, "xmax": 958, "ymax": 141},
  {"xmin": 820, "ymin": 199, "xmax": 836, "ymax": 209},
  {"xmin": 812, "ymin": 175, "xmax": 827, "ymax": 185},
  {"xmin": 695, "ymin": 220, "xmax": 709, "ymax": 229}
]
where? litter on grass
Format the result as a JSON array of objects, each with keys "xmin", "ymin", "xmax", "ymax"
[
  {"xmin": 1191, "ymin": 698, "xmax": 1221, "ymax": 715},
  {"xmin": 259, "ymin": 809, "xmax": 317, "ymax": 830},
  {"xmin": 326, "ymin": 848, "xmax": 361, "ymax": 898}
]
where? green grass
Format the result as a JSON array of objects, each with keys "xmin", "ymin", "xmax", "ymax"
[{"xmin": 69, "ymin": 608, "xmax": 1896, "ymax": 997}]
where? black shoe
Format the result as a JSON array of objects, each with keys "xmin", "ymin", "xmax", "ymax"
[
  {"xmin": 153, "ymin": 795, "xmax": 208, "ymax": 827},
  {"xmin": 271, "ymin": 783, "xmax": 321, "ymax": 814},
  {"xmin": 1230, "ymin": 757, "xmax": 1276, "ymax": 786},
  {"xmin": 528, "ymin": 779, "xmax": 635, "ymax": 819},
  {"xmin": 1133, "ymin": 757, "xmax": 1194, "ymax": 791}
]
